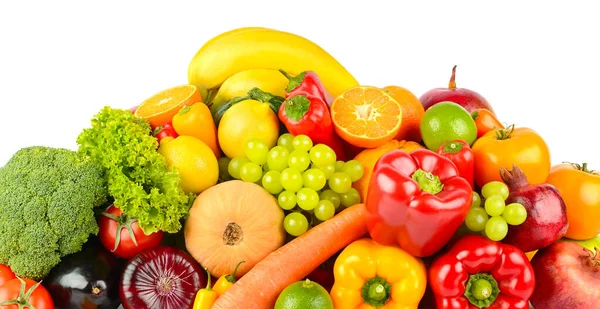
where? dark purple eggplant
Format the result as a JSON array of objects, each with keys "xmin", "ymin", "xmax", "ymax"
[{"xmin": 43, "ymin": 236, "xmax": 124, "ymax": 309}]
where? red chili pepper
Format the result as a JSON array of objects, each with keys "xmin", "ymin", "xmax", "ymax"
[
  {"xmin": 153, "ymin": 122, "xmax": 178, "ymax": 144},
  {"xmin": 278, "ymin": 93, "xmax": 346, "ymax": 160},
  {"xmin": 437, "ymin": 140, "xmax": 475, "ymax": 190},
  {"xmin": 471, "ymin": 108, "xmax": 504, "ymax": 138},
  {"xmin": 429, "ymin": 234, "xmax": 535, "ymax": 309},
  {"xmin": 279, "ymin": 69, "xmax": 335, "ymax": 106},
  {"xmin": 365, "ymin": 148, "xmax": 472, "ymax": 257}
]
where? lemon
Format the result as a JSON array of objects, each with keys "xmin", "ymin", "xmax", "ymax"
[
  {"xmin": 218, "ymin": 99, "xmax": 279, "ymax": 158},
  {"xmin": 158, "ymin": 135, "xmax": 218, "ymax": 194},
  {"xmin": 275, "ymin": 279, "xmax": 334, "ymax": 309}
]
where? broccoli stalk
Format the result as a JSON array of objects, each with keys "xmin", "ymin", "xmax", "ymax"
[{"xmin": 0, "ymin": 146, "xmax": 108, "ymax": 280}]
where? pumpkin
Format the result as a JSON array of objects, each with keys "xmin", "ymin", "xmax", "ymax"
[{"xmin": 184, "ymin": 180, "xmax": 286, "ymax": 278}]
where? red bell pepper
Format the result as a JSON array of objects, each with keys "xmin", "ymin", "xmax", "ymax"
[
  {"xmin": 437, "ymin": 140, "xmax": 475, "ymax": 190},
  {"xmin": 153, "ymin": 122, "xmax": 178, "ymax": 144},
  {"xmin": 365, "ymin": 148, "xmax": 472, "ymax": 257},
  {"xmin": 279, "ymin": 69, "xmax": 334, "ymax": 106},
  {"xmin": 429, "ymin": 234, "xmax": 535, "ymax": 309},
  {"xmin": 278, "ymin": 93, "xmax": 346, "ymax": 161}
]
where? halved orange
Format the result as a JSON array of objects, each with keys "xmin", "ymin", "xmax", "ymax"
[
  {"xmin": 135, "ymin": 84, "xmax": 202, "ymax": 128},
  {"xmin": 331, "ymin": 86, "xmax": 403, "ymax": 148}
]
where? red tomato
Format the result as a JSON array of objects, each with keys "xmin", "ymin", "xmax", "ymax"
[
  {"xmin": 0, "ymin": 278, "xmax": 53, "ymax": 309},
  {"xmin": 98, "ymin": 205, "xmax": 163, "ymax": 260},
  {"xmin": 0, "ymin": 264, "xmax": 15, "ymax": 287}
]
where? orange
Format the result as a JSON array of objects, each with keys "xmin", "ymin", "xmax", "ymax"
[
  {"xmin": 331, "ymin": 86, "xmax": 402, "ymax": 148},
  {"xmin": 135, "ymin": 84, "xmax": 202, "ymax": 128},
  {"xmin": 352, "ymin": 139, "xmax": 424, "ymax": 201},
  {"xmin": 382, "ymin": 85, "xmax": 425, "ymax": 142}
]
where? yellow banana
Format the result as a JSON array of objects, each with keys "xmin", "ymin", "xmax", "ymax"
[
  {"xmin": 210, "ymin": 68, "xmax": 289, "ymax": 114},
  {"xmin": 188, "ymin": 27, "xmax": 359, "ymax": 98}
]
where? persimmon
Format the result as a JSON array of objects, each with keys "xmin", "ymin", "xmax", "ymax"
[
  {"xmin": 471, "ymin": 125, "xmax": 551, "ymax": 188},
  {"xmin": 546, "ymin": 162, "xmax": 600, "ymax": 240}
]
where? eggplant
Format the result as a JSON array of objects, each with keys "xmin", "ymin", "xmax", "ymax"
[{"xmin": 44, "ymin": 236, "xmax": 124, "ymax": 309}]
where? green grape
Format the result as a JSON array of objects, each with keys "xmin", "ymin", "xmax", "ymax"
[
  {"xmin": 288, "ymin": 150, "xmax": 311, "ymax": 171},
  {"xmin": 245, "ymin": 139, "xmax": 269, "ymax": 165},
  {"xmin": 503, "ymin": 203, "xmax": 528, "ymax": 225},
  {"xmin": 314, "ymin": 200, "xmax": 336, "ymax": 221},
  {"xmin": 218, "ymin": 157, "xmax": 231, "ymax": 179},
  {"xmin": 485, "ymin": 216, "xmax": 509, "ymax": 241},
  {"xmin": 341, "ymin": 160, "xmax": 364, "ymax": 182},
  {"xmin": 296, "ymin": 188, "xmax": 320, "ymax": 210},
  {"xmin": 319, "ymin": 189, "xmax": 341, "ymax": 209},
  {"xmin": 481, "ymin": 181, "xmax": 510, "ymax": 200},
  {"xmin": 280, "ymin": 168, "xmax": 303, "ymax": 192},
  {"xmin": 465, "ymin": 207, "xmax": 489, "ymax": 232},
  {"xmin": 335, "ymin": 161, "xmax": 345, "ymax": 172},
  {"xmin": 484, "ymin": 195, "xmax": 506, "ymax": 217},
  {"xmin": 339, "ymin": 188, "xmax": 361, "ymax": 207},
  {"xmin": 262, "ymin": 171, "xmax": 283, "ymax": 194},
  {"xmin": 292, "ymin": 134, "xmax": 313, "ymax": 152},
  {"xmin": 471, "ymin": 191, "xmax": 482, "ymax": 208},
  {"xmin": 309, "ymin": 144, "xmax": 337, "ymax": 167},
  {"xmin": 328, "ymin": 172, "xmax": 352, "ymax": 194},
  {"xmin": 240, "ymin": 162, "xmax": 263, "ymax": 183},
  {"xmin": 228, "ymin": 157, "xmax": 250, "ymax": 180},
  {"xmin": 277, "ymin": 133, "xmax": 295, "ymax": 152},
  {"xmin": 278, "ymin": 190, "xmax": 297, "ymax": 210},
  {"xmin": 266, "ymin": 146, "xmax": 290, "ymax": 172},
  {"xmin": 316, "ymin": 163, "xmax": 336, "ymax": 179},
  {"xmin": 284, "ymin": 212, "xmax": 309, "ymax": 236},
  {"xmin": 303, "ymin": 168, "xmax": 327, "ymax": 191},
  {"xmin": 263, "ymin": 163, "xmax": 270, "ymax": 172}
]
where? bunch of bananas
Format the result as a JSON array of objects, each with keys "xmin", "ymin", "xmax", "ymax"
[{"xmin": 187, "ymin": 27, "xmax": 360, "ymax": 112}]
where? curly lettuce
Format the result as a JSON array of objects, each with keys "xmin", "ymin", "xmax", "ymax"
[{"xmin": 77, "ymin": 106, "xmax": 195, "ymax": 234}]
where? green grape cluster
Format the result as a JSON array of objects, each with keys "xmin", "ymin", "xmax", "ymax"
[
  {"xmin": 465, "ymin": 181, "xmax": 528, "ymax": 241},
  {"xmin": 226, "ymin": 133, "xmax": 364, "ymax": 237}
]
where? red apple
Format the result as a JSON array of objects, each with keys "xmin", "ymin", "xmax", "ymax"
[
  {"xmin": 420, "ymin": 66, "xmax": 495, "ymax": 114},
  {"xmin": 529, "ymin": 240, "xmax": 600, "ymax": 308}
]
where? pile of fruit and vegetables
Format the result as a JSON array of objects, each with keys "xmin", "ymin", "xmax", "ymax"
[{"xmin": 0, "ymin": 26, "xmax": 598, "ymax": 309}]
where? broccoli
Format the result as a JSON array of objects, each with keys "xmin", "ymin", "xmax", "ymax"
[{"xmin": 0, "ymin": 146, "xmax": 108, "ymax": 280}]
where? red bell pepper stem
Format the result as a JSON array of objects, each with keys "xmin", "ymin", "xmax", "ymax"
[
  {"xmin": 278, "ymin": 94, "xmax": 346, "ymax": 161},
  {"xmin": 437, "ymin": 140, "xmax": 475, "ymax": 190},
  {"xmin": 279, "ymin": 69, "xmax": 335, "ymax": 106}
]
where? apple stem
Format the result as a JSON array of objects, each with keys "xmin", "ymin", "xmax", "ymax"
[{"xmin": 449, "ymin": 65, "xmax": 458, "ymax": 89}]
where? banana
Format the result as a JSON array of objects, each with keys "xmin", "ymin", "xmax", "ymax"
[
  {"xmin": 210, "ymin": 68, "xmax": 289, "ymax": 114},
  {"xmin": 188, "ymin": 27, "xmax": 359, "ymax": 98}
]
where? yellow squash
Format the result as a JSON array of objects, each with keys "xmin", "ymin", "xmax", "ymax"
[
  {"xmin": 188, "ymin": 27, "xmax": 359, "ymax": 98},
  {"xmin": 210, "ymin": 68, "xmax": 288, "ymax": 114}
]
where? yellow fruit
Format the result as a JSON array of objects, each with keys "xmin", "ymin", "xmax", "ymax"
[
  {"xmin": 158, "ymin": 136, "xmax": 219, "ymax": 194},
  {"xmin": 218, "ymin": 99, "xmax": 279, "ymax": 158},
  {"xmin": 210, "ymin": 68, "xmax": 288, "ymax": 114},
  {"xmin": 188, "ymin": 27, "xmax": 359, "ymax": 98}
]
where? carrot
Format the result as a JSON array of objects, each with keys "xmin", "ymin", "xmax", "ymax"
[{"xmin": 211, "ymin": 203, "xmax": 368, "ymax": 309}]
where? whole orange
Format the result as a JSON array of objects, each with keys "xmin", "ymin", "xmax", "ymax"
[
  {"xmin": 352, "ymin": 139, "xmax": 424, "ymax": 201},
  {"xmin": 382, "ymin": 85, "xmax": 425, "ymax": 142}
]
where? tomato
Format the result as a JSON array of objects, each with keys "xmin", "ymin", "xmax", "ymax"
[
  {"xmin": 546, "ymin": 162, "xmax": 600, "ymax": 240},
  {"xmin": 0, "ymin": 264, "xmax": 15, "ymax": 287},
  {"xmin": 471, "ymin": 125, "xmax": 551, "ymax": 188},
  {"xmin": 0, "ymin": 278, "xmax": 53, "ymax": 309},
  {"xmin": 98, "ymin": 205, "xmax": 164, "ymax": 260},
  {"xmin": 153, "ymin": 122, "xmax": 179, "ymax": 144},
  {"xmin": 471, "ymin": 108, "xmax": 504, "ymax": 138}
]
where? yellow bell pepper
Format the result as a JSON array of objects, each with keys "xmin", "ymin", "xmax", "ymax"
[
  {"xmin": 193, "ymin": 268, "xmax": 218, "ymax": 309},
  {"xmin": 213, "ymin": 260, "xmax": 245, "ymax": 296},
  {"xmin": 330, "ymin": 238, "xmax": 427, "ymax": 309}
]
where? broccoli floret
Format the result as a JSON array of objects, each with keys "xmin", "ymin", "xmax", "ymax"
[{"xmin": 0, "ymin": 146, "xmax": 108, "ymax": 280}]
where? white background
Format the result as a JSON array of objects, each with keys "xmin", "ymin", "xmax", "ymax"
[{"xmin": 1, "ymin": 1, "xmax": 599, "ymax": 169}]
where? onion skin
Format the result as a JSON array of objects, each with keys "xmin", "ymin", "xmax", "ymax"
[{"xmin": 500, "ymin": 165, "xmax": 568, "ymax": 252}]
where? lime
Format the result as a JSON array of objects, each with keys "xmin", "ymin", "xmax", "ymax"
[
  {"xmin": 274, "ymin": 279, "xmax": 334, "ymax": 309},
  {"xmin": 420, "ymin": 101, "xmax": 477, "ymax": 151}
]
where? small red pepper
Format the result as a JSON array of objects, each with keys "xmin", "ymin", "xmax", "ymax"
[
  {"xmin": 279, "ymin": 69, "xmax": 334, "ymax": 106},
  {"xmin": 437, "ymin": 140, "xmax": 475, "ymax": 190},
  {"xmin": 365, "ymin": 148, "xmax": 472, "ymax": 257},
  {"xmin": 429, "ymin": 234, "xmax": 535, "ymax": 309},
  {"xmin": 278, "ymin": 93, "xmax": 346, "ymax": 161},
  {"xmin": 153, "ymin": 122, "xmax": 178, "ymax": 144}
]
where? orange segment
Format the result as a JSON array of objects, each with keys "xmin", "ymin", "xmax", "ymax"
[
  {"xmin": 331, "ymin": 86, "xmax": 403, "ymax": 148},
  {"xmin": 135, "ymin": 84, "xmax": 202, "ymax": 128}
]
